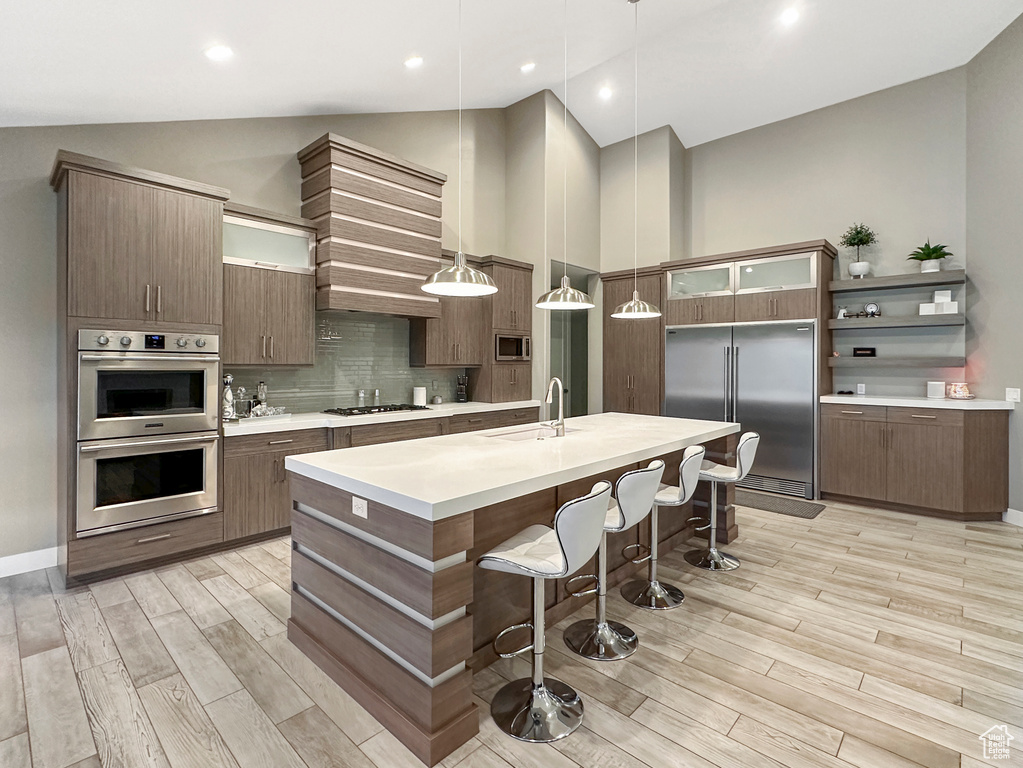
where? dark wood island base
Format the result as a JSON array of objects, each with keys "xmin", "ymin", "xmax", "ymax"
[{"xmin": 287, "ymin": 428, "xmax": 737, "ymax": 766}]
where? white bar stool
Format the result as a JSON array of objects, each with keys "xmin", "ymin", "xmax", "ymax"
[
  {"xmin": 478, "ymin": 481, "xmax": 613, "ymax": 743},
  {"xmin": 563, "ymin": 460, "xmax": 665, "ymax": 661},
  {"xmin": 621, "ymin": 445, "xmax": 705, "ymax": 610},
  {"xmin": 684, "ymin": 431, "xmax": 760, "ymax": 571}
]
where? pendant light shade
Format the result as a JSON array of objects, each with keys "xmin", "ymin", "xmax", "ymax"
[
  {"xmin": 611, "ymin": 290, "xmax": 660, "ymax": 319},
  {"xmin": 422, "ymin": 251, "xmax": 497, "ymax": 296},
  {"xmin": 613, "ymin": 0, "xmax": 661, "ymax": 320},
  {"xmin": 535, "ymin": 0, "xmax": 594, "ymax": 312},
  {"xmin": 536, "ymin": 274, "xmax": 595, "ymax": 310},
  {"xmin": 421, "ymin": 0, "xmax": 496, "ymax": 298}
]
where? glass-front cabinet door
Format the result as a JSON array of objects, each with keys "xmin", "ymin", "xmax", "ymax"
[
  {"xmin": 735, "ymin": 252, "xmax": 816, "ymax": 293},
  {"xmin": 666, "ymin": 263, "xmax": 734, "ymax": 299}
]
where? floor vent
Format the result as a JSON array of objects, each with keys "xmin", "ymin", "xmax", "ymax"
[{"xmin": 737, "ymin": 474, "xmax": 813, "ymax": 500}]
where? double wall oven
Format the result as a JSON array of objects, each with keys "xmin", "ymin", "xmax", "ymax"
[{"xmin": 76, "ymin": 330, "xmax": 220, "ymax": 537}]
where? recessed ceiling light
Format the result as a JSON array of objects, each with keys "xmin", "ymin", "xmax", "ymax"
[
  {"xmin": 204, "ymin": 45, "xmax": 234, "ymax": 62},
  {"xmin": 520, "ymin": 62, "xmax": 536, "ymax": 74},
  {"xmin": 780, "ymin": 7, "xmax": 799, "ymax": 26},
  {"xmin": 404, "ymin": 55, "xmax": 424, "ymax": 69},
  {"xmin": 599, "ymin": 86, "xmax": 613, "ymax": 100}
]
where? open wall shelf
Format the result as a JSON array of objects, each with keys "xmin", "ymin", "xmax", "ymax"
[
  {"xmin": 830, "ymin": 269, "xmax": 966, "ymax": 294},
  {"xmin": 828, "ymin": 356, "xmax": 966, "ymax": 368},
  {"xmin": 828, "ymin": 314, "xmax": 965, "ymax": 330}
]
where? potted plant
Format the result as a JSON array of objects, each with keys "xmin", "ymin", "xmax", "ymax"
[
  {"xmin": 907, "ymin": 239, "xmax": 952, "ymax": 273},
  {"xmin": 839, "ymin": 223, "xmax": 877, "ymax": 279}
]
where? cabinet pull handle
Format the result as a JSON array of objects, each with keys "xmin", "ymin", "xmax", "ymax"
[
  {"xmin": 513, "ymin": 412, "xmax": 529, "ymax": 419},
  {"xmin": 468, "ymin": 418, "xmax": 483, "ymax": 423},
  {"xmin": 145, "ymin": 284, "xmax": 151, "ymax": 313},
  {"xmin": 157, "ymin": 285, "xmax": 162, "ymax": 313},
  {"xmin": 841, "ymin": 410, "xmax": 864, "ymax": 415},
  {"xmin": 269, "ymin": 336, "xmax": 274, "ymax": 359},
  {"xmin": 268, "ymin": 439, "xmax": 293, "ymax": 445},
  {"xmin": 262, "ymin": 335, "xmax": 267, "ymax": 358},
  {"xmin": 136, "ymin": 533, "xmax": 171, "ymax": 545},
  {"xmin": 910, "ymin": 414, "xmax": 937, "ymax": 419}
]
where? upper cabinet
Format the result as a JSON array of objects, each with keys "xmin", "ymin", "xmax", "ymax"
[
  {"xmin": 221, "ymin": 204, "xmax": 317, "ymax": 367},
  {"xmin": 603, "ymin": 272, "xmax": 662, "ymax": 416},
  {"xmin": 488, "ymin": 263, "xmax": 533, "ymax": 332},
  {"xmin": 54, "ymin": 153, "xmax": 229, "ymax": 326}
]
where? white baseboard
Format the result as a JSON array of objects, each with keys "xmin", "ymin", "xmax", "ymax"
[
  {"xmin": 1004, "ymin": 508, "xmax": 1023, "ymax": 528},
  {"xmin": 0, "ymin": 547, "xmax": 58, "ymax": 579}
]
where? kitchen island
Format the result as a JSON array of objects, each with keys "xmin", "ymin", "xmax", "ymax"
[{"xmin": 284, "ymin": 412, "xmax": 739, "ymax": 765}]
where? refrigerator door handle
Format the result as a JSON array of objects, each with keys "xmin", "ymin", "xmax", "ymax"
[
  {"xmin": 723, "ymin": 346, "xmax": 731, "ymax": 421},
  {"xmin": 732, "ymin": 346, "xmax": 739, "ymax": 421}
]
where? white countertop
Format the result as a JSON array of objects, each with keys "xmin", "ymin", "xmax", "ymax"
[
  {"xmin": 224, "ymin": 400, "xmax": 542, "ymax": 437},
  {"xmin": 821, "ymin": 394, "xmax": 1015, "ymax": 411},
  {"xmin": 286, "ymin": 412, "xmax": 739, "ymax": 521}
]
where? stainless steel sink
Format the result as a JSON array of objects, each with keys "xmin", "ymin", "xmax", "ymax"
[{"xmin": 488, "ymin": 425, "xmax": 573, "ymax": 442}]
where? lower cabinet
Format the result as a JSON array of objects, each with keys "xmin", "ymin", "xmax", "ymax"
[
  {"xmin": 223, "ymin": 428, "xmax": 329, "ymax": 539},
  {"xmin": 820, "ymin": 404, "xmax": 1008, "ymax": 518}
]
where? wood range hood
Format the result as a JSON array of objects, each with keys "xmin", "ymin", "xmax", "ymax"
[{"xmin": 298, "ymin": 133, "xmax": 447, "ymax": 318}]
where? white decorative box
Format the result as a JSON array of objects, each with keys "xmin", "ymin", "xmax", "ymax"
[
  {"xmin": 933, "ymin": 290, "xmax": 953, "ymax": 303},
  {"xmin": 919, "ymin": 301, "xmax": 959, "ymax": 315},
  {"xmin": 920, "ymin": 303, "xmax": 936, "ymax": 315}
]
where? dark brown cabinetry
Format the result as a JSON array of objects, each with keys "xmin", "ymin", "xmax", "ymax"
[
  {"xmin": 223, "ymin": 265, "xmax": 315, "ymax": 366},
  {"xmin": 734, "ymin": 288, "xmax": 817, "ymax": 323},
  {"xmin": 490, "ymin": 364, "xmax": 532, "ymax": 403},
  {"xmin": 350, "ymin": 418, "xmax": 450, "ymax": 447},
  {"xmin": 63, "ymin": 167, "xmax": 224, "ymax": 325},
  {"xmin": 665, "ymin": 295, "xmax": 735, "ymax": 326},
  {"xmin": 820, "ymin": 404, "xmax": 1008, "ymax": 519},
  {"xmin": 602, "ymin": 273, "xmax": 662, "ymax": 415},
  {"xmin": 409, "ymin": 295, "xmax": 487, "ymax": 367},
  {"xmin": 223, "ymin": 428, "xmax": 329, "ymax": 539},
  {"xmin": 489, "ymin": 263, "xmax": 533, "ymax": 331}
]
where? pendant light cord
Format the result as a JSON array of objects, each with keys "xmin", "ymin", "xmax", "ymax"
[
  {"xmin": 563, "ymin": 0, "xmax": 569, "ymax": 284},
  {"xmin": 633, "ymin": 0, "xmax": 639, "ymax": 294},
  {"xmin": 458, "ymin": 0, "xmax": 463, "ymax": 257}
]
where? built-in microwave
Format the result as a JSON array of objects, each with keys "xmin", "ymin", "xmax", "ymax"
[{"xmin": 495, "ymin": 334, "xmax": 531, "ymax": 362}]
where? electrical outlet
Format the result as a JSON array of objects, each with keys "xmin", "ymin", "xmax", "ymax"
[
  {"xmin": 1007, "ymin": 388, "xmax": 1021, "ymax": 403},
  {"xmin": 352, "ymin": 496, "xmax": 368, "ymax": 519},
  {"xmin": 856, "ymin": 383, "xmax": 866, "ymax": 395}
]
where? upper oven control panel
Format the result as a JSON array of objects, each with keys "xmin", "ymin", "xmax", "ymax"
[{"xmin": 79, "ymin": 330, "xmax": 219, "ymax": 354}]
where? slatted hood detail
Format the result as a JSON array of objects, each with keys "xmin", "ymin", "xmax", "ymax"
[{"xmin": 298, "ymin": 133, "xmax": 447, "ymax": 317}]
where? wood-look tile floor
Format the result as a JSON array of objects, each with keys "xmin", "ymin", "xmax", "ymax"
[{"xmin": 2, "ymin": 500, "xmax": 1023, "ymax": 768}]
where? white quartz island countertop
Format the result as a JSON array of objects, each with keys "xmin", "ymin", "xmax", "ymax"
[
  {"xmin": 821, "ymin": 394, "xmax": 1015, "ymax": 410},
  {"xmin": 224, "ymin": 399, "xmax": 541, "ymax": 437},
  {"xmin": 286, "ymin": 412, "xmax": 739, "ymax": 521}
]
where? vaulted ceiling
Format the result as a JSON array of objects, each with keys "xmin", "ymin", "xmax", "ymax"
[{"xmin": 3, "ymin": 0, "xmax": 1021, "ymax": 147}]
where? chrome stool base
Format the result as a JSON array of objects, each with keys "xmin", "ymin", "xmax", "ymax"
[
  {"xmin": 684, "ymin": 547, "xmax": 740, "ymax": 571},
  {"xmin": 563, "ymin": 619, "xmax": 638, "ymax": 661},
  {"xmin": 620, "ymin": 578, "xmax": 685, "ymax": 610},
  {"xmin": 490, "ymin": 678, "xmax": 583, "ymax": 742}
]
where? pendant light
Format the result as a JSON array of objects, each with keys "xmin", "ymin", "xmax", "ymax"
[
  {"xmin": 612, "ymin": 0, "xmax": 661, "ymax": 320},
  {"xmin": 535, "ymin": 0, "xmax": 594, "ymax": 311},
  {"xmin": 422, "ymin": 0, "xmax": 497, "ymax": 297}
]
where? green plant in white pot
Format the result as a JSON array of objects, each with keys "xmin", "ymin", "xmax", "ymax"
[
  {"xmin": 907, "ymin": 240, "xmax": 952, "ymax": 273},
  {"xmin": 839, "ymin": 223, "xmax": 877, "ymax": 278}
]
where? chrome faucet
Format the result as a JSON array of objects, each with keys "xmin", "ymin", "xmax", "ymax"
[{"xmin": 545, "ymin": 377, "xmax": 565, "ymax": 437}]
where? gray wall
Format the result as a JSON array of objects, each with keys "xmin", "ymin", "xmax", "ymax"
[{"xmin": 966, "ymin": 13, "xmax": 1023, "ymax": 511}]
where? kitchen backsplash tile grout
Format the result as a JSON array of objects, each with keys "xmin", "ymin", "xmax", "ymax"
[{"xmin": 227, "ymin": 312, "xmax": 463, "ymax": 412}]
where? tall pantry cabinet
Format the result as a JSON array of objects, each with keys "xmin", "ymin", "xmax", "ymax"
[{"xmin": 601, "ymin": 269, "xmax": 663, "ymax": 415}]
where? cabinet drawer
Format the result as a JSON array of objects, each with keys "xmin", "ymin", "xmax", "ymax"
[
  {"xmin": 820, "ymin": 404, "xmax": 887, "ymax": 422},
  {"xmin": 67, "ymin": 511, "xmax": 224, "ymax": 577},
  {"xmin": 886, "ymin": 407, "xmax": 963, "ymax": 427},
  {"xmin": 449, "ymin": 411, "xmax": 501, "ymax": 433},
  {"xmin": 350, "ymin": 417, "xmax": 449, "ymax": 447},
  {"xmin": 490, "ymin": 408, "xmax": 540, "ymax": 429},
  {"xmin": 225, "ymin": 428, "xmax": 329, "ymax": 457}
]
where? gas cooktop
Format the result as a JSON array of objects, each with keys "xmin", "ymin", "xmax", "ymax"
[{"xmin": 322, "ymin": 404, "xmax": 431, "ymax": 417}]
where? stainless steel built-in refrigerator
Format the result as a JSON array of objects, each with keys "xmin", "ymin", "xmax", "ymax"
[{"xmin": 664, "ymin": 321, "xmax": 816, "ymax": 498}]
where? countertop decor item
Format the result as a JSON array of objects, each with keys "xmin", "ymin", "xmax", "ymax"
[
  {"xmin": 535, "ymin": 0, "xmax": 595, "ymax": 312},
  {"xmin": 839, "ymin": 222, "xmax": 877, "ymax": 279},
  {"xmin": 908, "ymin": 239, "xmax": 952, "ymax": 273},
  {"xmin": 927, "ymin": 381, "xmax": 946, "ymax": 399},
  {"xmin": 947, "ymin": 382, "xmax": 974, "ymax": 399},
  {"xmin": 222, "ymin": 373, "xmax": 235, "ymax": 420},
  {"xmin": 864, "ymin": 302, "xmax": 880, "ymax": 317},
  {"xmin": 420, "ymin": 0, "xmax": 497, "ymax": 299},
  {"xmin": 610, "ymin": 0, "xmax": 661, "ymax": 320}
]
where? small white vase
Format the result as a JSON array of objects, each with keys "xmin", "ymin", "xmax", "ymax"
[
  {"xmin": 920, "ymin": 260, "xmax": 942, "ymax": 273},
  {"xmin": 848, "ymin": 261, "xmax": 870, "ymax": 279}
]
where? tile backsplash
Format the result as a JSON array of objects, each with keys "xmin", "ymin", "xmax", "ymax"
[{"xmin": 227, "ymin": 312, "xmax": 463, "ymax": 413}]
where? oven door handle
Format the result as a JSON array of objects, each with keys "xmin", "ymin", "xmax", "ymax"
[
  {"xmin": 80, "ymin": 354, "xmax": 220, "ymax": 363},
  {"xmin": 80, "ymin": 435, "xmax": 219, "ymax": 452}
]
